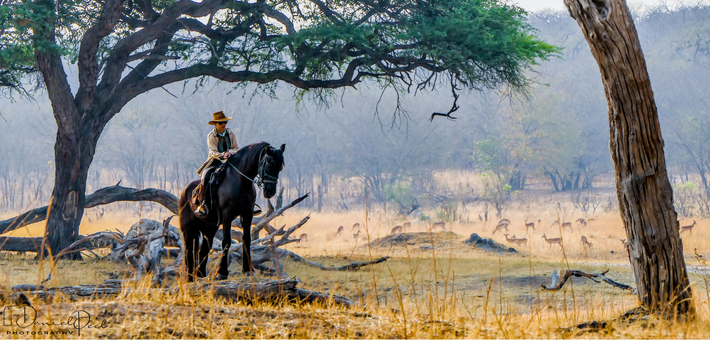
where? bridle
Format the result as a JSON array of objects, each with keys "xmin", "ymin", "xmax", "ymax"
[
  {"xmin": 257, "ymin": 150, "xmax": 280, "ymax": 186},
  {"xmin": 227, "ymin": 147, "xmax": 279, "ymax": 189}
]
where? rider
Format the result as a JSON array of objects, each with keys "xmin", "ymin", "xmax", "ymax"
[{"xmin": 194, "ymin": 111, "xmax": 239, "ymax": 217}]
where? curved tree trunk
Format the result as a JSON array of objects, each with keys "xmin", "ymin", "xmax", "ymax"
[{"xmin": 564, "ymin": 0, "xmax": 693, "ymax": 317}]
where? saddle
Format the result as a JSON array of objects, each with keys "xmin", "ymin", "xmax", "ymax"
[
  {"xmin": 190, "ymin": 163, "xmax": 227, "ymax": 217},
  {"xmin": 190, "ymin": 163, "xmax": 262, "ymax": 219}
]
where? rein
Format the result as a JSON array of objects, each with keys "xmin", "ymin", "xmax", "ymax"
[
  {"xmin": 227, "ymin": 161, "xmax": 260, "ymax": 187},
  {"xmin": 226, "ymin": 148, "xmax": 278, "ymax": 188}
]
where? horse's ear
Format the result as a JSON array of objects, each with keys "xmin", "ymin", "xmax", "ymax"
[
  {"xmin": 265, "ymin": 147, "xmax": 274, "ymax": 156},
  {"xmin": 279, "ymin": 144, "xmax": 286, "ymax": 153}
]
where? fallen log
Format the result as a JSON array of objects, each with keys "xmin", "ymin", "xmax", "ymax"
[
  {"xmin": 0, "ymin": 184, "xmax": 179, "ymax": 234},
  {"xmin": 43, "ymin": 217, "xmax": 177, "ymax": 284},
  {"xmin": 0, "ymin": 184, "xmax": 283, "ymax": 237},
  {"xmin": 0, "ymin": 237, "xmax": 45, "ymax": 253},
  {"xmin": 541, "ymin": 269, "xmax": 637, "ymax": 294},
  {"xmin": 0, "ymin": 236, "xmax": 115, "ymax": 253},
  {"xmin": 3, "ymin": 277, "xmax": 359, "ymax": 308}
]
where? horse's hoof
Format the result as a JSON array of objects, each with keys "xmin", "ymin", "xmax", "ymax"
[
  {"xmin": 216, "ymin": 274, "xmax": 229, "ymax": 281},
  {"xmin": 244, "ymin": 271, "xmax": 255, "ymax": 278}
]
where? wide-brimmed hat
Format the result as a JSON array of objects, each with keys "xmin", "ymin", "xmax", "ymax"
[{"xmin": 209, "ymin": 111, "xmax": 232, "ymax": 125}]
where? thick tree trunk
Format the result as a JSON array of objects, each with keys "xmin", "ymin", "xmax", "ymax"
[
  {"xmin": 32, "ymin": 0, "xmax": 93, "ymax": 259},
  {"xmin": 564, "ymin": 0, "xmax": 694, "ymax": 317},
  {"xmin": 44, "ymin": 127, "xmax": 98, "ymax": 259}
]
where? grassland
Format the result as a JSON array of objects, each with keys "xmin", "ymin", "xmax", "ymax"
[{"xmin": 2, "ymin": 174, "xmax": 710, "ymax": 338}]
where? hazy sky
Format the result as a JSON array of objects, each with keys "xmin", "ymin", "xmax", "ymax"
[{"xmin": 513, "ymin": 0, "xmax": 672, "ymax": 12}]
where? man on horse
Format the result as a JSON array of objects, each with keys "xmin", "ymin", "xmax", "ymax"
[{"xmin": 193, "ymin": 111, "xmax": 239, "ymax": 217}]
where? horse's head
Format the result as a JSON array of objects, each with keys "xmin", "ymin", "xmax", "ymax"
[{"xmin": 259, "ymin": 144, "xmax": 285, "ymax": 199}]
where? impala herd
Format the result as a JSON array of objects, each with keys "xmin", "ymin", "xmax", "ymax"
[{"xmin": 317, "ymin": 215, "xmax": 701, "ymax": 251}]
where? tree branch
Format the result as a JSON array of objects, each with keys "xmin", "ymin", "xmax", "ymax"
[
  {"xmin": 251, "ymin": 194, "xmax": 309, "ymax": 238},
  {"xmin": 75, "ymin": 0, "xmax": 124, "ymax": 113},
  {"xmin": 281, "ymin": 251, "xmax": 391, "ymax": 271},
  {"xmin": 97, "ymin": 0, "xmax": 226, "ymax": 98}
]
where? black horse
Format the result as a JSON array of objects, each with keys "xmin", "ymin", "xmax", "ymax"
[{"xmin": 179, "ymin": 142, "xmax": 285, "ymax": 281}]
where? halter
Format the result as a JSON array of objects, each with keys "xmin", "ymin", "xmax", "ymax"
[{"xmin": 227, "ymin": 147, "xmax": 279, "ymax": 188}]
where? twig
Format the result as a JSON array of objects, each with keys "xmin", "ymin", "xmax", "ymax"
[{"xmin": 541, "ymin": 269, "xmax": 636, "ymax": 294}]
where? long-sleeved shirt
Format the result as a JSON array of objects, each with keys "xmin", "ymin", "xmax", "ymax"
[{"xmin": 197, "ymin": 128, "xmax": 239, "ymax": 175}]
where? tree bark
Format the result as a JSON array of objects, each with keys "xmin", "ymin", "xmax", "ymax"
[
  {"xmin": 44, "ymin": 135, "xmax": 94, "ymax": 259},
  {"xmin": 564, "ymin": 0, "xmax": 694, "ymax": 317}
]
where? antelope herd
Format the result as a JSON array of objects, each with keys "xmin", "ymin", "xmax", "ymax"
[{"xmin": 313, "ymin": 216, "xmax": 702, "ymax": 253}]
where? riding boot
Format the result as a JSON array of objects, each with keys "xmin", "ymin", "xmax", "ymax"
[
  {"xmin": 194, "ymin": 187, "xmax": 208, "ymax": 217},
  {"xmin": 194, "ymin": 171, "xmax": 211, "ymax": 217}
]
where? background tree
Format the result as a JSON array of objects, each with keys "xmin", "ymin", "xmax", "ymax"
[{"xmin": 0, "ymin": 0, "xmax": 557, "ymax": 256}]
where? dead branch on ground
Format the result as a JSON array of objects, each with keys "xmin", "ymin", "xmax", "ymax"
[{"xmin": 541, "ymin": 269, "xmax": 637, "ymax": 294}]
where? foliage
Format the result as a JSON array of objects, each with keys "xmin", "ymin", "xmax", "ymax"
[
  {"xmin": 673, "ymin": 181, "xmax": 710, "ymax": 218},
  {"xmin": 0, "ymin": 0, "xmax": 559, "ymax": 101},
  {"xmin": 479, "ymin": 170, "xmax": 510, "ymax": 218},
  {"xmin": 385, "ymin": 181, "xmax": 418, "ymax": 215},
  {"xmin": 435, "ymin": 200, "xmax": 458, "ymax": 223},
  {"xmin": 469, "ymin": 91, "xmax": 565, "ymax": 191}
]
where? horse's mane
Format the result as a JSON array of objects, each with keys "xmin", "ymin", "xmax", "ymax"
[{"xmin": 228, "ymin": 142, "xmax": 284, "ymax": 170}]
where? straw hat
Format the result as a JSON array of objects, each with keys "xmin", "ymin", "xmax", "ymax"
[{"xmin": 209, "ymin": 111, "xmax": 232, "ymax": 125}]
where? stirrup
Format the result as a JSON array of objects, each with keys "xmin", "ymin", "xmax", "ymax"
[{"xmin": 195, "ymin": 204, "xmax": 208, "ymax": 217}]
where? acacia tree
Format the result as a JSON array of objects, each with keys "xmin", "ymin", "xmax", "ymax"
[
  {"xmin": 0, "ymin": 0, "xmax": 556, "ymax": 257},
  {"xmin": 564, "ymin": 0, "xmax": 693, "ymax": 317}
]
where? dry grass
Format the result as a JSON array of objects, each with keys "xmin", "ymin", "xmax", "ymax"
[
  {"xmin": 3, "ymin": 173, "xmax": 710, "ymax": 338},
  {"xmin": 3, "ymin": 205, "xmax": 710, "ymax": 338}
]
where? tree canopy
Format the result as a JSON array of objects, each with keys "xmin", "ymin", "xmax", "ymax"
[{"xmin": 1, "ymin": 0, "xmax": 557, "ymax": 103}]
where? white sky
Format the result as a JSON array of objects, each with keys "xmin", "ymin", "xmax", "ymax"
[{"xmin": 513, "ymin": 0, "xmax": 676, "ymax": 12}]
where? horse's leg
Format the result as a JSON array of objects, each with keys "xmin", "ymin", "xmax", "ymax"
[
  {"xmin": 197, "ymin": 230, "xmax": 214, "ymax": 278},
  {"xmin": 181, "ymin": 227, "xmax": 200, "ymax": 282},
  {"xmin": 217, "ymin": 213, "xmax": 235, "ymax": 280},
  {"xmin": 241, "ymin": 212, "xmax": 255, "ymax": 275}
]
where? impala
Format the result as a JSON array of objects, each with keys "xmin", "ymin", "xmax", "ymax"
[
  {"xmin": 581, "ymin": 235, "xmax": 593, "ymax": 248},
  {"xmin": 493, "ymin": 222, "xmax": 509, "ymax": 235},
  {"xmin": 430, "ymin": 222, "xmax": 446, "ymax": 231},
  {"xmin": 542, "ymin": 233, "xmax": 563, "ymax": 249},
  {"xmin": 680, "ymin": 220, "xmax": 697, "ymax": 235}
]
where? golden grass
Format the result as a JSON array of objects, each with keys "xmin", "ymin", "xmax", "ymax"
[
  {"xmin": 3, "ymin": 211, "xmax": 710, "ymax": 339},
  {"xmin": 3, "ymin": 172, "xmax": 710, "ymax": 338}
]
